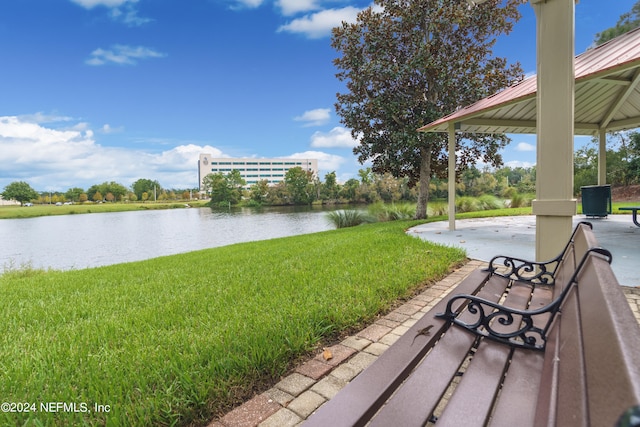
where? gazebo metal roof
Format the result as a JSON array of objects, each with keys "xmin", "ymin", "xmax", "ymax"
[{"xmin": 419, "ymin": 26, "xmax": 640, "ymax": 136}]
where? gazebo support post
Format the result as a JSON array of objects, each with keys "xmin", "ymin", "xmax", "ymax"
[
  {"xmin": 531, "ymin": 0, "xmax": 577, "ymax": 262},
  {"xmin": 598, "ymin": 128, "xmax": 607, "ymax": 185},
  {"xmin": 448, "ymin": 122, "xmax": 456, "ymax": 231}
]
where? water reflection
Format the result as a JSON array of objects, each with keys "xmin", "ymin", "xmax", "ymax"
[{"xmin": 0, "ymin": 206, "xmax": 336, "ymax": 272}]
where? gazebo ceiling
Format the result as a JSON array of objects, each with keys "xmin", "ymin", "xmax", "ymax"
[{"xmin": 419, "ymin": 27, "xmax": 640, "ymax": 136}]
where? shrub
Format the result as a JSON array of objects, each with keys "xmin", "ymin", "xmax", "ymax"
[
  {"xmin": 367, "ymin": 202, "xmax": 415, "ymax": 221},
  {"xmin": 456, "ymin": 197, "xmax": 480, "ymax": 213},
  {"xmin": 509, "ymin": 193, "xmax": 533, "ymax": 208},
  {"xmin": 326, "ymin": 209, "xmax": 371, "ymax": 228},
  {"xmin": 427, "ymin": 202, "xmax": 448, "ymax": 217},
  {"xmin": 477, "ymin": 194, "xmax": 504, "ymax": 210}
]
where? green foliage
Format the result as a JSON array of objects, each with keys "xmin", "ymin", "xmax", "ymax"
[
  {"xmin": 427, "ymin": 201, "xmax": 448, "ymax": 217},
  {"xmin": 249, "ymin": 179, "xmax": 270, "ymax": 205},
  {"xmin": 508, "ymin": 193, "xmax": 532, "ymax": 208},
  {"xmin": 284, "ymin": 167, "xmax": 316, "ymax": 205},
  {"xmin": 131, "ymin": 178, "xmax": 162, "ymax": 201},
  {"xmin": 595, "ymin": 1, "xmax": 640, "ymax": 45},
  {"xmin": 87, "ymin": 181, "xmax": 128, "ymax": 202},
  {"xmin": 368, "ymin": 202, "xmax": 415, "ymax": 221},
  {"xmin": 1, "ymin": 181, "xmax": 39, "ymax": 205},
  {"xmin": 477, "ymin": 195, "xmax": 503, "ymax": 210},
  {"xmin": 572, "ymin": 131, "xmax": 640, "ymax": 194},
  {"xmin": 203, "ymin": 171, "xmax": 245, "ymax": 206},
  {"xmin": 0, "ymin": 221, "xmax": 465, "ymax": 426},
  {"xmin": 326, "ymin": 209, "xmax": 371, "ymax": 228},
  {"xmin": 456, "ymin": 196, "xmax": 481, "ymax": 213},
  {"xmin": 331, "ymin": 0, "xmax": 524, "ymax": 218}
]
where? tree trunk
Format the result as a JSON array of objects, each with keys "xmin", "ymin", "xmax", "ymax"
[{"xmin": 415, "ymin": 147, "xmax": 431, "ymax": 219}]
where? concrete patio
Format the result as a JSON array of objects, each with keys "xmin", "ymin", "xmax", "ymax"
[{"xmin": 409, "ymin": 214, "xmax": 639, "ymax": 287}]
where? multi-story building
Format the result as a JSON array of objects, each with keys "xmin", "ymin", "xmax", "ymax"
[{"xmin": 198, "ymin": 154, "xmax": 318, "ymax": 191}]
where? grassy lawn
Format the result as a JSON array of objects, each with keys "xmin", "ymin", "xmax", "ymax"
[
  {"xmin": 0, "ymin": 201, "xmax": 209, "ymax": 219},
  {"xmin": 0, "ymin": 220, "xmax": 466, "ymax": 426}
]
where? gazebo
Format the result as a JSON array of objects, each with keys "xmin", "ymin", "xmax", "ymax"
[{"xmin": 419, "ymin": 15, "xmax": 640, "ymax": 261}]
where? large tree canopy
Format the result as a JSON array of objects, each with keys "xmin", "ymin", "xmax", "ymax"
[
  {"xmin": 1, "ymin": 181, "xmax": 38, "ymax": 205},
  {"xmin": 331, "ymin": 0, "xmax": 525, "ymax": 218}
]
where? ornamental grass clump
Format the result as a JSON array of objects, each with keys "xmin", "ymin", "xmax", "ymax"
[{"xmin": 326, "ymin": 209, "xmax": 371, "ymax": 228}]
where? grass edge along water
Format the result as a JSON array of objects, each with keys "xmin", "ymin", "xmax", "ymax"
[{"xmin": 0, "ymin": 219, "xmax": 465, "ymax": 426}]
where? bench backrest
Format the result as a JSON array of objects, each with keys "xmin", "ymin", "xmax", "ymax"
[
  {"xmin": 550, "ymin": 221, "xmax": 599, "ymax": 301},
  {"xmin": 535, "ymin": 228, "xmax": 640, "ymax": 426}
]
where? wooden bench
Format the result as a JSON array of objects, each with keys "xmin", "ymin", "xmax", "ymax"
[
  {"xmin": 304, "ymin": 222, "xmax": 640, "ymax": 427},
  {"xmin": 619, "ymin": 206, "xmax": 640, "ymax": 227}
]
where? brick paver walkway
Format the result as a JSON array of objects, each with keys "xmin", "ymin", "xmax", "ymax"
[{"xmin": 209, "ymin": 260, "xmax": 640, "ymax": 427}]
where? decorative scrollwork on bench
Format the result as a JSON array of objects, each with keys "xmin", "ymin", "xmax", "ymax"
[
  {"xmin": 436, "ymin": 294, "xmax": 549, "ymax": 350},
  {"xmin": 437, "ymin": 246, "xmax": 613, "ymax": 351},
  {"xmin": 485, "ymin": 221, "xmax": 595, "ymax": 285},
  {"xmin": 485, "ymin": 255, "xmax": 559, "ymax": 285}
]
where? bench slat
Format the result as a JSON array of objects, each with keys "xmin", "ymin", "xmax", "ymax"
[
  {"xmin": 535, "ymin": 286, "xmax": 589, "ymax": 426},
  {"xmin": 304, "ymin": 269, "xmax": 493, "ymax": 427},
  {"xmin": 365, "ymin": 275, "xmax": 512, "ymax": 427},
  {"xmin": 436, "ymin": 340, "xmax": 510, "ymax": 427},
  {"xmin": 488, "ymin": 282, "xmax": 551, "ymax": 426},
  {"xmin": 436, "ymin": 276, "xmax": 538, "ymax": 426},
  {"xmin": 488, "ymin": 348, "xmax": 544, "ymax": 427},
  {"xmin": 367, "ymin": 326, "xmax": 478, "ymax": 427}
]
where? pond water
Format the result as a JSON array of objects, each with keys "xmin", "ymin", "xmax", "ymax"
[{"xmin": 0, "ymin": 206, "xmax": 337, "ymax": 272}]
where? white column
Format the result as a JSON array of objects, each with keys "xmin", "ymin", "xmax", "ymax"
[
  {"xmin": 531, "ymin": 0, "xmax": 577, "ymax": 261},
  {"xmin": 448, "ymin": 122, "xmax": 456, "ymax": 231}
]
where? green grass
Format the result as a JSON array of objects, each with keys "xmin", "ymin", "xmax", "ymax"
[
  {"xmin": 0, "ymin": 201, "xmax": 209, "ymax": 219},
  {"xmin": 0, "ymin": 220, "xmax": 465, "ymax": 426}
]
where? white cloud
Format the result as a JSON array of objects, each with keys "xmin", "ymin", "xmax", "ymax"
[
  {"xmin": 515, "ymin": 142, "xmax": 536, "ymax": 152},
  {"xmin": 310, "ymin": 126, "xmax": 359, "ymax": 148},
  {"xmin": 294, "ymin": 108, "xmax": 330, "ymax": 126},
  {"xmin": 286, "ymin": 150, "xmax": 345, "ymax": 172},
  {"xmin": 276, "ymin": 0, "xmax": 321, "ymax": 16},
  {"xmin": 229, "ymin": 0, "xmax": 264, "ymax": 9},
  {"xmin": 100, "ymin": 124, "xmax": 124, "ymax": 134},
  {"xmin": 18, "ymin": 112, "xmax": 74, "ymax": 124},
  {"xmin": 277, "ymin": 6, "xmax": 362, "ymax": 38},
  {"xmin": 0, "ymin": 116, "xmax": 225, "ymax": 190},
  {"xmin": 70, "ymin": 0, "xmax": 150, "ymax": 26},
  {"xmin": 505, "ymin": 160, "xmax": 535, "ymax": 168},
  {"xmin": 86, "ymin": 45, "xmax": 167, "ymax": 66},
  {"xmin": 70, "ymin": 0, "xmax": 130, "ymax": 7}
]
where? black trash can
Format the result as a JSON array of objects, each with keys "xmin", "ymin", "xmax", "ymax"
[{"xmin": 581, "ymin": 185, "xmax": 612, "ymax": 217}]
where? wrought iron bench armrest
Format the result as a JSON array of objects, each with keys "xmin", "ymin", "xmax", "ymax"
[
  {"xmin": 436, "ymin": 293, "xmax": 556, "ymax": 350},
  {"xmin": 486, "ymin": 254, "xmax": 561, "ymax": 285},
  {"xmin": 486, "ymin": 221, "xmax": 595, "ymax": 285},
  {"xmin": 438, "ymin": 246, "xmax": 612, "ymax": 351}
]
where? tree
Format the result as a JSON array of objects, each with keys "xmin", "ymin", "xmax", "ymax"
[
  {"xmin": 203, "ymin": 171, "xmax": 245, "ymax": 206},
  {"xmin": 284, "ymin": 167, "xmax": 316, "ymax": 205},
  {"xmin": 250, "ymin": 180, "xmax": 270, "ymax": 204},
  {"xmin": 331, "ymin": 0, "xmax": 524, "ymax": 218},
  {"xmin": 1, "ymin": 181, "xmax": 39, "ymax": 205},
  {"xmin": 87, "ymin": 181, "xmax": 128, "ymax": 202},
  {"xmin": 595, "ymin": 1, "xmax": 640, "ymax": 45},
  {"xmin": 65, "ymin": 187, "xmax": 85, "ymax": 202},
  {"xmin": 132, "ymin": 179, "xmax": 162, "ymax": 201},
  {"xmin": 226, "ymin": 170, "xmax": 246, "ymax": 205},
  {"xmin": 321, "ymin": 171, "xmax": 339, "ymax": 202}
]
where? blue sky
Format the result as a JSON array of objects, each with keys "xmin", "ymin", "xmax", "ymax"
[{"xmin": 0, "ymin": 0, "xmax": 636, "ymax": 192}]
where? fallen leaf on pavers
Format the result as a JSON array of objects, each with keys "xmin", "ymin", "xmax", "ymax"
[{"xmin": 322, "ymin": 348, "xmax": 333, "ymax": 361}]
